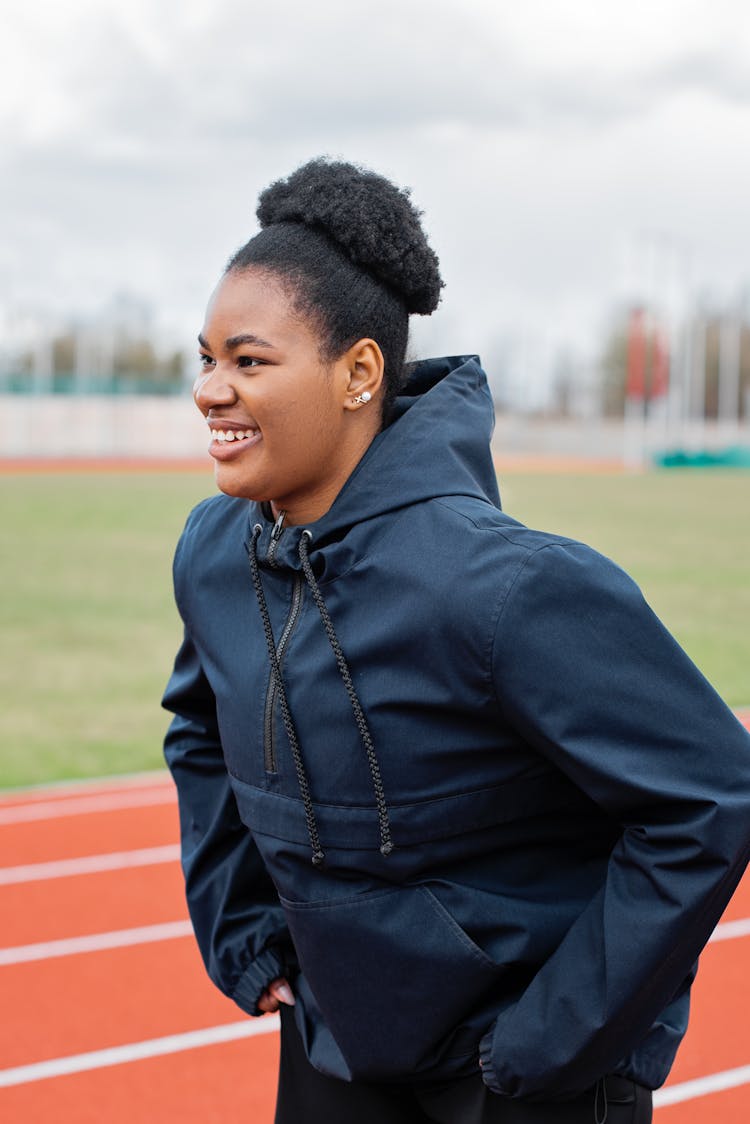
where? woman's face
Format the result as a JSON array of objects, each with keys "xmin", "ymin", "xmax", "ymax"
[{"xmin": 194, "ymin": 268, "xmax": 375, "ymax": 524}]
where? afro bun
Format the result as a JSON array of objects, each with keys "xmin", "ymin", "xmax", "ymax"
[{"xmin": 255, "ymin": 158, "xmax": 443, "ymax": 316}]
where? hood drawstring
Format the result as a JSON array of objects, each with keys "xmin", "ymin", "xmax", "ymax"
[
  {"xmin": 594, "ymin": 1077, "xmax": 608, "ymax": 1124},
  {"xmin": 248, "ymin": 523, "xmax": 394, "ymax": 865},
  {"xmin": 249, "ymin": 525, "xmax": 325, "ymax": 866},
  {"xmin": 298, "ymin": 530, "xmax": 394, "ymax": 860}
]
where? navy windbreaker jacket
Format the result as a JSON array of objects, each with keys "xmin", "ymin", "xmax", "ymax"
[{"xmin": 163, "ymin": 355, "xmax": 750, "ymax": 1099}]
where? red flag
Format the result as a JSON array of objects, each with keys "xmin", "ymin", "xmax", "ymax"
[{"xmin": 650, "ymin": 329, "xmax": 669, "ymax": 399}]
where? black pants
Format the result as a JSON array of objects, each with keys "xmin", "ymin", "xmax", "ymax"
[{"xmin": 275, "ymin": 1006, "xmax": 653, "ymax": 1124}]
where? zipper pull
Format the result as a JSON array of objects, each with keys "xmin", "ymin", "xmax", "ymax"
[
  {"xmin": 267, "ymin": 509, "xmax": 287, "ymax": 566},
  {"xmin": 271, "ymin": 509, "xmax": 286, "ymax": 541}
]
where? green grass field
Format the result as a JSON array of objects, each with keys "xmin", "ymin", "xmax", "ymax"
[{"xmin": 1, "ymin": 468, "xmax": 748, "ymax": 788}]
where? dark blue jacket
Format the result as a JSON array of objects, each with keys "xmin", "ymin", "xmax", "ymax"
[{"xmin": 163, "ymin": 355, "xmax": 750, "ymax": 1099}]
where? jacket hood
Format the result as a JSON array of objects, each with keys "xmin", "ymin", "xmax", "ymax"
[{"xmin": 247, "ymin": 354, "xmax": 500, "ymax": 566}]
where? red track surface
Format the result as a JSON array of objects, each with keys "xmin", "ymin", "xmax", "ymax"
[
  {"xmin": 1, "ymin": 722, "xmax": 748, "ymax": 1123},
  {"xmin": 0, "ymin": 454, "xmax": 626, "ymax": 475}
]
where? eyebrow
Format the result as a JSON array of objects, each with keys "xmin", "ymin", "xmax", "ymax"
[{"xmin": 197, "ymin": 332, "xmax": 276, "ymax": 351}]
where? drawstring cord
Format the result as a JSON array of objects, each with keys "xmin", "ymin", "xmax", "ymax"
[
  {"xmin": 594, "ymin": 1077, "xmax": 608, "ymax": 1124},
  {"xmin": 298, "ymin": 530, "xmax": 394, "ymax": 858},
  {"xmin": 248, "ymin": 522, "xmax": 395, "ymax": 864},
  {"xmin": 249, "ymin": 525, "xmax": 325, "ymax": 866}
]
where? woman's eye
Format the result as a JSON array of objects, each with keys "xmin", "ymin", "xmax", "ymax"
[
  {"xmin": 199, "ymin": 353, "xmax": 215, "ymax": 369},
  {"xmin": 237, "ymin": 356, "xmax": 262, "ymax": 369}
]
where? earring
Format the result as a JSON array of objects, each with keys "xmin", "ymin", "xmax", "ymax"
[{"xmin": 353, "ymin": 391, "xmax": 372, "ymax": 405}]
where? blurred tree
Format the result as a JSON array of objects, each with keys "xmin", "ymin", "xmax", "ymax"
[
  {"xmin": 599, "ymin": 321, "xmax": 628, "ymax": 417},
  {"xmin": 702, "ymin": 318, "xmax": 750, "ymax": 420},
  {"xmin": 742, "ymin": 325, "xmax": 750, "ymax": 420},
  {"xmin": 52, "ymin": 333, "xmax": 76, "ymax": 374},
  {"xmin": 113, "ymin": 338, "xmax": 158, "ymax": 377},
  {"xmin": 550, "ymin": 352, "xmax": 576, "ymax": 418}
]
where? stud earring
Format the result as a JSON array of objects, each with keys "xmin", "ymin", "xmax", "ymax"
[{"xmin": 353, "ymin": 391, "xmax": 372, "ymax": 405}]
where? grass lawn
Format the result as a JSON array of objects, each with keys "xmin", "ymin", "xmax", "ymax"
[
  {"xmin": 1, "ymin": 467, "xmax": 748, "ymax": 788},
  {"xmin": 501, "ymin": 469, "xmax": 749, "ymax": 710},
  {"xmin": 0, "ymin": 471, "xmax": 215, "ymax": 788}
]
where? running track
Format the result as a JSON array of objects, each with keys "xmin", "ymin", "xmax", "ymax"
[{"xmin": 2, "ymin": 712, "xmax": 749, "ymax": 1123}]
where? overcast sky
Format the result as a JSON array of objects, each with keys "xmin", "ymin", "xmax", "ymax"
[{"xmin": 3, "ymin": 0, "xmax": 750, "ymax": 396}]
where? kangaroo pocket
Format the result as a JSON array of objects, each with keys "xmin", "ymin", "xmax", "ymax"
[{"xmin": 280, "ymin": 885, "xmax": 499, "ymax": 1080}]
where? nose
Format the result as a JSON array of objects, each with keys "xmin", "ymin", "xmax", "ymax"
[{"xmin": 193, "ymin": 364, "xmax": 237, "ymax": 414}]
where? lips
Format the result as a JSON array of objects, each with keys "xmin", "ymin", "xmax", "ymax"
[{"xmin": 207, "ymin": 419, "xmax": 262, "ymax": 459}]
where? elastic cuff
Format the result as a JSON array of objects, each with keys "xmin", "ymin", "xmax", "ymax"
[
  {"xmin": 479, "ymin": 1024, "xmax": 506, "ymax": 1094},
  {"xmin": 230, "ymin": 946, "xmax": 285, "ymax": 1017}
]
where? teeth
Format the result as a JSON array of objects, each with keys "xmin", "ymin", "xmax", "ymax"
[{"xmin": 210, "ymin": 428, "xmax": 257, "ymax": 443}]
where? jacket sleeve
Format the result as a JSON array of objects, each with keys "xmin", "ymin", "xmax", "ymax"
[
  {"xmin": 480, "ymin": 540, "xmax": 750, "ymax": 1099},
  {"xmin": 162, "ymin": 522, "xmax": 290, "ymax": 1017}
]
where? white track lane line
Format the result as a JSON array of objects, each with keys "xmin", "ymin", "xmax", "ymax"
[
  {"xmin": 0, "ymin": 1019, "xmax": 745, "ymax": 1103},
  {"xmin": 0, "ymin": 921, "xmax": 193, "ymax": 965},
  {"xmin": 0, "ymin": 844, "xmax": 180, "ymax": 885},
  {"xmin": 0, "ymin": 770, "xmax": 171, "ymax": 805},
  {"xmin": 0, "ymin": 788, "xmax": 175, "ymax": 825},
  {"xmin": 708, "ymin": 917, "xmax": 750, "ymax": 942},
  {"xmin": 654, "ymin": 1064, "xmax": 750, "ymax": 1107},
  {"xmin": 0, "ymin": 915, "xmax": 746, "ymax": 969},
  {"xmin": 0, "ymin": 1016, "xmax": 280, "ymax": 1088}
]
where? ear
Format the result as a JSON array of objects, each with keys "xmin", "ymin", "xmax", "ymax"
[{"xmin": 341, "ymin": 339, "xmax": 385, "ymax": 411}]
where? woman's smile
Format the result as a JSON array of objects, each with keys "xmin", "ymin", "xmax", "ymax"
[{"xmin": 206, "ymin": 419, "xmax": 262, "ymax": 460}]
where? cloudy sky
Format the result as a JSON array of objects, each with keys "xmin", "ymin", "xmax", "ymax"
[{"xmin": 3, "ymin": 0, "xmax": 750, "ymax": 397}]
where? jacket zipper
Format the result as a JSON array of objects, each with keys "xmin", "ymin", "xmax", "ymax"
[
  {"xmin": 266, "ymin": 509, "xmax": 286, "ymax": 569},
  {"xmin": 262, "ymin": 510, "xmax": 303, "ymax": 772},
  {"xmin": 263, "ymin": 574, "xmax": 303, "ymax": 771}
]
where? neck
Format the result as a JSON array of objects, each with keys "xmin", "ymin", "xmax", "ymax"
[{"xmin": 271, "ymin": 424, "xmax": 378, "ymax": 527}]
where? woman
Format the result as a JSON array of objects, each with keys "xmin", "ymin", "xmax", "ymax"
[{"xmin": 163, "ymin": 158, "xmax": 750, "ymax": 1124}]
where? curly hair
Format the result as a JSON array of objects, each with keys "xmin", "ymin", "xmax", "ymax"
[{"xmin": 226, "ymin": 158, "xmax": 443, "ymax": 419}]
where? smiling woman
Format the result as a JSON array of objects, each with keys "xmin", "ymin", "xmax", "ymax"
[
  {"xmin": 195, "ymin": 272, "xmax": 383, "ymax": 524},
  {"xmin": 161, "ymin": 157, "xmax": 750, "ymax": 1124}
]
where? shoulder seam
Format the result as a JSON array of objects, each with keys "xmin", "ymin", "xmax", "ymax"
[
  {"xmin": 488, "ymin": 540, "xmax": 591, "ymax": 707},
  {"xmin": 432, "ymin": 496, "xmax": 579, "ymax": 553}
]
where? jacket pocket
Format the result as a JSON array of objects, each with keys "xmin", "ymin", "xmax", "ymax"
[{"xmin": 280, "ymin": 884, "xmax": 499, "ymax": 1080}]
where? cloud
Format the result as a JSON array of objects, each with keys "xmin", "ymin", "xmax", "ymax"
[
  {"xmin": 6, "ymin": 0, "xmax": 750, "ymax": 179},
  {"xmin": 11, "ymin": 0, "xmax": 750, "ymax": 158},
  {"xmin": 3, "ymin": 0, "xmax": 750, "ymax": 376}
]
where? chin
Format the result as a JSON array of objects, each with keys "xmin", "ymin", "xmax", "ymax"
[{"xmin": 213, "ymin": 467, "xmax": 267, "ymax": 502}]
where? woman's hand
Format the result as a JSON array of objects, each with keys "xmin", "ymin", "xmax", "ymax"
[{"xmin": 257, "ymin": 976, "xmax": 295, "ymax": 1013}]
